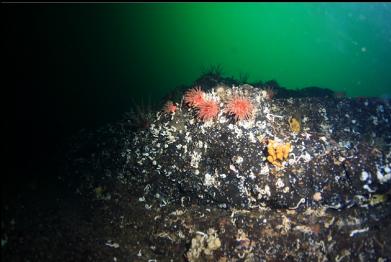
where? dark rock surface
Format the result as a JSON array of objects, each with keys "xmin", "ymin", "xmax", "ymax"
[
  {"xmin": 3, "ymin": 81, "xmax": 391, "ymax": 261},
  {"xmin": 123, "ymin": 84, "xmax": 391, "ymax": 211}
]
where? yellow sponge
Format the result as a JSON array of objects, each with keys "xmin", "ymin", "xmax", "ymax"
[{"xmin": 267, "ymin": 140, "xmax": 291, "ymax": 167}]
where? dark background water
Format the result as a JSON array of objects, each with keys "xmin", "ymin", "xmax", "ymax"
[{"xmin": 4, "ymin": 4, "xmax": 391, "ymax": 193}]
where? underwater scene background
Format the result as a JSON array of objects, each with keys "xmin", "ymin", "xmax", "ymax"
[{"xmin": 4, "ymin": 3, "xmax": 391, "ymax": 261}]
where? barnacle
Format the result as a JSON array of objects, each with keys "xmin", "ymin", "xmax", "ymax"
[
  {"xmin": 267, "ymin": 140, "xmax": 291, "ymax": 167},
  {"xmin": 186, "ymin": 228, "xmax": 221, "ymax": 261}
]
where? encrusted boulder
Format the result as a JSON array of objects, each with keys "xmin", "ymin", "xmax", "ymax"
[{"xmin": 122, "ymin": 84, "xmax": 391, "ymax": 210}]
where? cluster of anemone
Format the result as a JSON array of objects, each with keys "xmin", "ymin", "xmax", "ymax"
[
  {"xmin": 225, "ymin": 95, "xmax": 254, "ymax": 122},
  {"xmin": 163, "ymin": 101, "xmax": 177, "ymax": 114},
  {"xmin": 182, "ymin": 86, "xmax": 254, "ymax": 122},
  {"xmin": 184, "ymin": 86, "xmax": 219, "ymax": 121}
]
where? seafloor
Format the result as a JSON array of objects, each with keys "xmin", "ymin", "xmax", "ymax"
[{"xmin": 3, "ymin": 76, "xmax": 391, "ymax": 261}]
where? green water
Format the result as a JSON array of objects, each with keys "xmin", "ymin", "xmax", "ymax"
[
  {"xmin": 113, "ymin": 3, "xmax": 391, "ymax": 99},
  {"xmin": 5, "ymin": 3, "xmax": 391, "ymax": 133}
]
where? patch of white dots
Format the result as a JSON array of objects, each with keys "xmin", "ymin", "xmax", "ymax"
[{"xmin": 276, "ymin": 178, "xmax": 285, "ymax": 189}]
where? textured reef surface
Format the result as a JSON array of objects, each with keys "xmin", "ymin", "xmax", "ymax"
[
  {"xmin": 3, "ymin": 79, "xmax": 391, "ymax": 261},
  {"xmin": 122, "ymin": 84, "xmax": 391, "ymax": 211}
]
